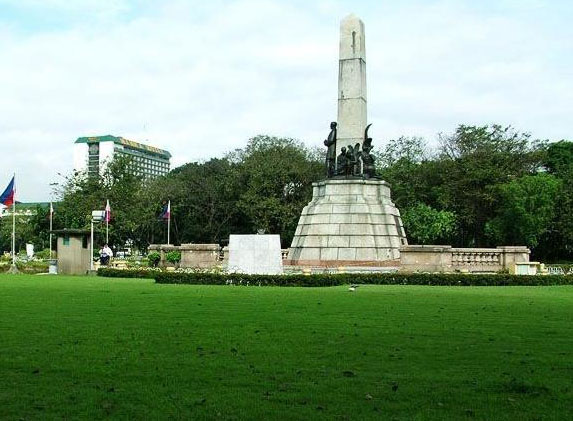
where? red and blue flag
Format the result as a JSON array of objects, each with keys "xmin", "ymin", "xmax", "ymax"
[
  {"xmin": 159, "ymin": 200, "xmax": 171, "ymax": 220},
  {"xmin": 105, "ymin": 200, "xmax": 111, "ymax": 223},
  {"xmin": 0, "ymin": 176, "xmax": 15, "ymax": 207}
]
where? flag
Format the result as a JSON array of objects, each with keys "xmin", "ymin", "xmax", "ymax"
[
  {"xmin": 50, "ymin": 202, "xmax": 54, "ymax": 216},
  {"xmin": 105, "ymin": 200, "xmax": 111, "ymax": 223},
  {"xmin": 0, "ymin": 176, "xmax": 15, "ymax": 207},
  {"xmin": 160, "ymin": 200, "xmax": 171, "ymax": 220}
]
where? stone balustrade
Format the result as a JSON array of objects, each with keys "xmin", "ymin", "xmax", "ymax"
[
  {"xmin": 452, "ymin": 249, "xmax": 501, "ymax": 270},
  {"xmin": 400, "ymin": 245, "xmax": 530, "ymax": 273}
]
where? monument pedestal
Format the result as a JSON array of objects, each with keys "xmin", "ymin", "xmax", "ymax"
[{"xmin": 286, "ymin": 179, "xmax": 407, "ymax": 267}]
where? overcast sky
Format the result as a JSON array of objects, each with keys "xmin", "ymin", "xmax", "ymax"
[{"xmin": 1, "ymin": 0, "xmax": 572, "ymax": 202}]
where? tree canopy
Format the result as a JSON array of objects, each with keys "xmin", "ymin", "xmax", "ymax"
[{"xmin": 5, "ymin": 127, "xmax": 572, "ymax": 262}]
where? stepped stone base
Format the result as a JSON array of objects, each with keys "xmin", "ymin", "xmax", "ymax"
[{"xmin": 286, "ymin": 179, "xmax": 407, "ymax": 266}]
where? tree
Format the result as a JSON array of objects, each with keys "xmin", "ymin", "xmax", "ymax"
[
  {"xmin": 435, "ymin": 124, "xmax": 540, "ymax": 247},
  {"xmin": 149, "ymin": 158, "xmax": 244, "ymax": 244},
  {"xmin": 0, "ymin": 212, "xmax": 31, "ymax": 254},
  {"xmin": 376, "ymin": 136, "xmax": 436, "ymax": 209},
  {"xmin": 232, "ymin": 135, "xmax": 322, "ymax": 246},
  {"xmin": 485, "ymin": 174, "xmax": 561, "ymax": 249},
  {"xmin": 401, "ymin": 203, "xmax": 457, "ymax": 245},
  {"xmin": 54, "ymin": 156, "xmax": 150, "ymax": 251},
  {"xmin": 140, "ymin": 135, "xmax": 322, "ymax": 248},
  {"xmin": 550, "ymin": 169, "xmax": 573, "ymax": 259},
  {"xmin": 538, "ymin": 141, "xmax": 573, "ymax": 260},
  {"xmin": 23, "ymin": 204, "xmax": 51, "ymax": 251},
  {"xmin": 545, "ymin": 140, "xmax": 573, "ymax": 176}
]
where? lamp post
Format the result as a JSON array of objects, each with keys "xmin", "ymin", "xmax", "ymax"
[{"xmin": 90, "ymin": 210, "xmax": 105, "ymax": 271}]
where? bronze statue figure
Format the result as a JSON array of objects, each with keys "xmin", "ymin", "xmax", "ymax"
[
  {"xmin": 353, "ymin": 142, "xmax": 362, "ymax": 175},
  {"xmin": 324, "ymin": 122, "xmax": 337, "ymax": 178},
  {"xmin": 323, "ymin": 121, "xmax": 376, "ymax": 179},
  {"xmin": 336, "ymin": 146, "xmax": 347, "ymax": 176},
  {"xmin": 346, "ymin": 144, "xmax": 355, "ymax": 176},
  {"xmin": 362, "ymin": 123, "xmax": 376, "ymax": 178}
]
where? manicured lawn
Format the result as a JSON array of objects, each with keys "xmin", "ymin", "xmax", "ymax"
[{"xmin": 1, "ymin": 275, "xmax": 572, "ymax": 420}]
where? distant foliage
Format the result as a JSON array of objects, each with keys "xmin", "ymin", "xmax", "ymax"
[
  {"xmin": 402, "ymin": 203, "xmax": 457, "ymax": 244},
  {"xmin": 40, "ymin": 126, "xmax": 573, "ymax": 262},
  {"xmin": 485, "ymin": 174, "xmax": 561, "ymax": 248},
  {"xmin": 377, "ymin": 125, "xmax": 572, "ymax": 261},
  {"xmin": 50, "ymin": 136, "xmax": 321, "ymax": 251}
]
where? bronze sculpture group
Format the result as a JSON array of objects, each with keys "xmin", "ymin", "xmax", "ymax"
[{"xmin": 324, "ymin": 122, "xmax": 376, "ymax": 179}]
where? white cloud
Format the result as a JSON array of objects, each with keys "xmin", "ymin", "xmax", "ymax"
[{"xmin": 0, "ymin": 0, "xmax": 571, "ymax": 200}]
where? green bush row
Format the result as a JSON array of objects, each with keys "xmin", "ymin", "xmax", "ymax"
[
  {"xmin": 97, "ymin": 267, "xmax": 158, "ymax": 279},
  {"xmin": 153, "ymin": 271, "xmax": 573, "ymax": 287}
]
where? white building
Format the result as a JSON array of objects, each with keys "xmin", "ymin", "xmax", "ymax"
[{"xmin": 74, "ymin": 135, "xmax": 171, "ymax": 178}]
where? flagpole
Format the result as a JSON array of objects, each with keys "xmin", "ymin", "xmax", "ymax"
[
  {"xmin": 49, "ymin": 202, "xmax": 53, "ymax": 259},
  {"xmin": 90, "ymin": 218, "xmax": 94, "ymax": 272},
  {"xmin": 167, "ymin": 200, "xmax": 171, "ymax": 245},
  {"xmin": 11, "ymin": 174, "xmax": 16, "ymax": 268},
  {"xmin": 12, "ymin": 199, "xmax": 16, "ymax": 267},
  {"xmin": 105, "ymin": 199, "xmax": 110, "ymax": 245}
]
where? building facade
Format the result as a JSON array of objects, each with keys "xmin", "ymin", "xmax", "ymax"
[{"xmin": 74, "ymin": 135, "xmax": 171, "ymax": 178}]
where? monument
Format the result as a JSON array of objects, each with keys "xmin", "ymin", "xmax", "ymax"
[
  {"xmin": 286, "ymin": 14, "xmax": 407, "ymax": 267},
  {"xmin": 228, "ymin": 234, "xmax": 283, "ymax": 274}
]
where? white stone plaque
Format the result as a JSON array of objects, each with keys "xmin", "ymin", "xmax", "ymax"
[{"xmin": 228, "ymin": 234, "xmax": 283, "ymax": 275}]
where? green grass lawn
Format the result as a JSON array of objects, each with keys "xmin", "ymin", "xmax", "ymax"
[{"xmin": 1, "ymin": 275, "xmax": 572, "ymax": 420}]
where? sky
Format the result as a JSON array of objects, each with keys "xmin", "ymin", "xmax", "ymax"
[{"xmin": 1, "ymin": 0, "xmax": 572, "ymax": 202}]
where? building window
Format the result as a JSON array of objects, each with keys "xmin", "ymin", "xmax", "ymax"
[{"xmin": 63, "ymin": 235, "xmax": 70, "ymax": 246}]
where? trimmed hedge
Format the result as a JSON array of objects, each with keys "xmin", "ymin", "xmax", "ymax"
[
  {"xmin": 153, "ymin": 271, "xmax": 573, "ymax": 287},
  {"xmin": 97, "ymin": 267, "xmax": 158, "ymax": 279}
]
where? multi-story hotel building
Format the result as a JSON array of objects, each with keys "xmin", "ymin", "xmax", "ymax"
[{"xmin": 73, "ymin": 135, "xmax": 171, "ymax": 178}]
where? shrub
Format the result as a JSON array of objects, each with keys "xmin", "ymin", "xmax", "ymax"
[
  {"xmin": 165, "ymin": 251, "xmax": 181, "ymax": 265},
  {"xmin": 0, "ymin": 261, "xmax": 49, "ymax": 274},
  {"xmin": 153, "ymin": 272, "xmax": 573, "ymax": 287},
  {"xmin": 34, "ymin": 248, "xmax": 54, "ymax": 260},
  {"xmin": 147, "ymin": 252, "xmax": 161, "ymax": 267},
  {"xmin": 18, "ymin": 261, "xmax": 49, "ymax": 274},
  {"xmin": 97, "ymin": 267, "xmax": 159, "ymax": 279}
]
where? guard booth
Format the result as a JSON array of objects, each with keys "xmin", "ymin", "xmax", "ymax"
[{"xmin": 52, "ymin": 229, "xmax": 92, "ymax": 275}]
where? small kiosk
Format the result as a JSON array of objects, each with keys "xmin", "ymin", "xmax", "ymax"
[{"xmin": 52, "ymin": 229, "xmax": 92, "ymax": 275}]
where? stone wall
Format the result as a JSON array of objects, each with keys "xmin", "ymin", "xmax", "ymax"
[
  {"xmin": 180, "ymin": 244, "xmax": 221, "ymax": 268},
  {"xmin": 149, "ymin": 245, "xmax": 291, "ymax": 270},
  {"xmin": 148, "ymin": 244, "xmax": 178, "ymax": 267},
  {"xmin": 399, "ymin": 245, "xmax": 530, "ymax": 273},
  {"xmin": 149, "ymin": 244, "xmax": 220, "ymax": 269}
]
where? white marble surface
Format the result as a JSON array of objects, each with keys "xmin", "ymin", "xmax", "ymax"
[{"xmin": 228, "ymin": 234, "xmax": 283, "ymax": 274}]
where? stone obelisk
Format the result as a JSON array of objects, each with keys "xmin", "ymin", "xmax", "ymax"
[
  {"xmin": 337, "ymin": 14, "xmax": 367, "ymax": 157},
  {"xmin": 286, "ymin": 15, "xmax": 407, "ymax": 268}
]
